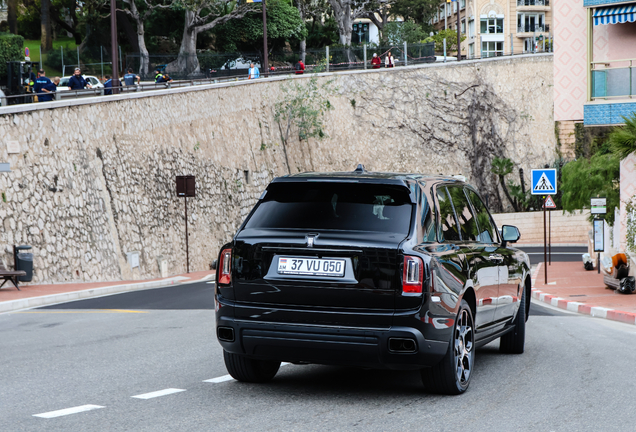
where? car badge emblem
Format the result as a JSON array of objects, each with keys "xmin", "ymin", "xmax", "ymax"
[{"xmin": 306, "ymin": 234, "xmax": 318, "ymax": 248}]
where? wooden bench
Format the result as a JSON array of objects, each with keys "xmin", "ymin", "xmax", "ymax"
[{"xmin": 0, "ymin": 262, "xmax": 26, "ymax": 291}]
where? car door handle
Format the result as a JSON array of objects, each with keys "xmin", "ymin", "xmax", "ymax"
[{"xmin": 488, "ymin": 254, "xmax": 504, "ymax": 263}]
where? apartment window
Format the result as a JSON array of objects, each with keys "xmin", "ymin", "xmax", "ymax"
[
  {"xmin": 481, "ymin": 41, "xmax": 504, "ymax": 57},
  {"xmin": 460, "ymin": 0, "xmax": 466, "ymax": 9},
  {"xmin": 517, "ymin": 0, "xmax": 547, "ymax": 5},
  {"xmin": 461, "ymin": 19, "xmax": 466, "ymax": 34},
  {"xmin": 468, "ymin": 43, "xmax": 475, "ymax": 59},
  {"xmin": 480, "ymin": 17, "xmax": 504, "ymax": 34},
  {"xmin": 517, "ymin": 12, "xmax": 545, "ymax": 32},
  {"xmin": 453, "ymin": 2, "xmax": 457, "ymax": 13},
  {"xmin": 469, "ymin": 19, "xmax": 475, "ymax": 37}
]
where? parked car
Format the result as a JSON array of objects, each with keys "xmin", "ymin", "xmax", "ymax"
[
  {"xmin": 214, "ymin": 165, "xmax": 531, "ymax": 394},
  {"xmin": 58, "ymin": 75, "xmax": 104, "ymax": 91}
]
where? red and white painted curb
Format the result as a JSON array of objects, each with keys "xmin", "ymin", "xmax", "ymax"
[{"xmin": 531, "ymin": 263, "xmax": 636, "ymax": 325}]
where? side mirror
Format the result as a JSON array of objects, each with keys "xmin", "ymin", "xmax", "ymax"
[
  {"xmin": 501, "ymin": 225, "xmax": 520, "ymax": 246},
  {"xmin": 211, "ymin": 259, "xmax": 218, "ymax": 270}
]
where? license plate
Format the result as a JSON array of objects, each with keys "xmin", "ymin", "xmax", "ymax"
[{"xmin": 277, "ymin": 257, "xmax": 345, "ymax": 277}]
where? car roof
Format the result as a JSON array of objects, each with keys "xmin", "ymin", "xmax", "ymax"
[{"xmin": 272, "ymin": 166, "xmax": 465, "ymax": 185}]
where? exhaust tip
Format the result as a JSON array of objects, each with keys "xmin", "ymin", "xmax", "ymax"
[
  {"xmin": 217, "ymin": 326, "xmax": 235, "ymax": 342},
  {"xmin": 388, "ymin": 337, "xmax": 417, "ymax": 353}
]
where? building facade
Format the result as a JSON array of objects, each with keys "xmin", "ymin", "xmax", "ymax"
[
  {"xmin": 431, "ymin": 0, "xmax": 553, "ymax": 58},
  {"xmin": 554, "ymin": 0, "xmax": 636, "ymax": 140}
]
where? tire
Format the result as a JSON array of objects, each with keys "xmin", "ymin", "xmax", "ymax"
[
  {"xmin": 421, "ymin": 300, "xmax": 474, "ymax": 395},
  {"xmin": 499, "ymin": 286, "xmax": 526, "ymax": 354},
  {"xmin": 223, "ymin": 350, "xmax": 281, "ymax": 383}
]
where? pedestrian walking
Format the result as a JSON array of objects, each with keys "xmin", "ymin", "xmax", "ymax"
[
  {"xmin": 39, "ymin": 77, "xmax": 60, "ymax": 102},
  {"xmin": 295, "ymin": 58, "xmax": 305, "ymax": 74},
  {"xmin": 371, "ymin": 53, "xmax": 381, "ymax": 69},
  {"xmin": 385, "ymin": 51, "xmax": 395, "ymax": 68},
  {"xmin": 68, "ymin": 68, "xmax": 92, "ymax": 90},
  {"xmin": 103, "ymin": 75, "xmax": 113, "ymax": 95},
  {"xmin": 33, "ymin": 69, "xmax": 52, "ymax": 101},
  {"xmin": 123, "ymin": 68, "xmax": 140, "ymax": 86},
  {"xmin": 247, "ymin": 63, "xmax": 260, "ymax": 79}
]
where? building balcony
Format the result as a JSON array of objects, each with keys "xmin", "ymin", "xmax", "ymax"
[
  {"xmin": 517, "ymin": 0, "xmax": 549, "ymax": 5},
  {"xmin": 516, "ymin": 0, "xmax": 550, "ymax": 11},
  {"xmin": 585, "ymin": 59, "xmax": 636, "ymax": 125},
  {"xmin": 516, "ymin": 24, "xmax": 550, "ymax": 35}
]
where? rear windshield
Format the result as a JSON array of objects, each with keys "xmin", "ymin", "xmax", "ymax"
[{"xmin": 245, "ymin": 182, "xmax": 413, "ymax": 234}]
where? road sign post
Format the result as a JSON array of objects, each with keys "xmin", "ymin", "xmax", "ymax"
[
  {"xmin": 544, "ymin": 195, "xmax": 556, "ymax": 266},
  {"xmin": 533, "ymin": 169, "xmax": 557, "ymax": 285},
  {"xmin": 176, "ymin": 175, "xmax": 196, "ymax": 273},
  {"xmin": 591, "ymin": 198, "xmax": 607, "ymax": 274}
]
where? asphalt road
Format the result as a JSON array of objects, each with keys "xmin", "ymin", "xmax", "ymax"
[{"xmin": 3, "ymin": 281, "xmax": 635, "ymax": 431}]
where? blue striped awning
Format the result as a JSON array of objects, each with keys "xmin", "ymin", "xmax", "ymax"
[{"xmin": 593, "ymin": 4, "xmax": 636, "ymax": 25}]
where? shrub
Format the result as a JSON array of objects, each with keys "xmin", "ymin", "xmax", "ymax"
[{"xmin": 0, "ymin": 32, "xmax": 25, "ymax": 79}]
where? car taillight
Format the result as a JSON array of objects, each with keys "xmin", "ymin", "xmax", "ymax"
[
  {"xmin": 402, "ymin": 255, "xmax": 424, "ymax": 294},
  {"xmin": 218, "ymin": 248, "xmax": 232, "ymax": 285}
]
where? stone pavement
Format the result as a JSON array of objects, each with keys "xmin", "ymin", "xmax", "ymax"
[
  {"xmin": 0, "ymin": 270, "xmax": 215, "ymax": 313},
  {"xmin": 532, "ymin": 261, "xmax": 636, "ymax": 324}
]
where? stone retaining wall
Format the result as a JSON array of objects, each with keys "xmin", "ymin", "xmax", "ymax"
[
  {"xmin": 0, "ymin": 54, "xmax": 556, "ymax": 283},
  {"xmin": 492, "ymin": 210, "xmax": 590, "ymax": 245}
]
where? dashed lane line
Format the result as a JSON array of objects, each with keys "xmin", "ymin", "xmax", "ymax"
[
  {"xmin": 203, "ymin": 363, "xmax": 291, "ymax": 384},
  {"xmin": 203, "ymin": 375, "xmax": 234, "ymax": 383},
  {"xmin": 131, "ymin": 388, "xmax": 186, "ymax": 400},
  {"xmin": 33, "ymin": 404, "xmax": 105, "ymax": 418}
]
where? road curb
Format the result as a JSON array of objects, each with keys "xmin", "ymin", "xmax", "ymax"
[
  {"xmin": 530, "ymin": 262, "xmax": 636, "ymax": 325},
  {"xmin": 0, "ymin": 275, "xmax": 212, "ymax": 314}
]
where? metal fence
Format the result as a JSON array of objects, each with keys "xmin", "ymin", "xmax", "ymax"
[{"xmin": 3, "ymin": 43, "xmax": 553, "ymax": 107}]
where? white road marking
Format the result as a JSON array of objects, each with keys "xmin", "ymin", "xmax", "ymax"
[
  {"xmin": 33, "ymin": 404, "xmax": 105, "ymax": 418},
  {"xmin": 204, "ymin": 375, "xmax": 234, "ymax": 383},
  {"xmin": 131, "ymin": 388, "xmax": 186, "ymax": 399},
  {"xmin": 203, "ymin": 363, "xmax": 291, "ymax": 384}
]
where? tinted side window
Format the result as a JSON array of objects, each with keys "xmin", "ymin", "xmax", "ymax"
[
  {"xmin": 419, "ymin": 185, "xmax": 436, "ymax": 242},
  {"xmin": 447, "ymin": 186, "xmax": 479, "ymax": 242},
  {"xmin": 436, "ymin": 187, "xmax": 460, "ymax": 242},
  {"xmin": 466, "ymin": 189, "xmax": 498, "ymax": 243}
]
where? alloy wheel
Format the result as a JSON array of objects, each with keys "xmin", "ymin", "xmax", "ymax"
[{"xmin": 454, "ymin": 308, "xmax": 474, "ymax": 385}]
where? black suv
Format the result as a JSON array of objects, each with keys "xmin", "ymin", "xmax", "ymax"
[{"xmin": 215, "ymin": 167, "xmax": 530, "ymax": 394}]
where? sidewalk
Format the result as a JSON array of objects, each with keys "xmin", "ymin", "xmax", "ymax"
[
  {"xmin": 532, "ymin": 261, "xmax": 636, "ymax": 324},
  {"xmin": 0, "ymin": 270, "xmax": 215, "ymax": 313}
]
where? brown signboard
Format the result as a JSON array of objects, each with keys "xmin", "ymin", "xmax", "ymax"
[{"xmin": 176, "ymin": 175, "xmax": 195, "ymax": 197}]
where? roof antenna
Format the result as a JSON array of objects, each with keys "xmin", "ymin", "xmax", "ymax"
[{"xmin": 354, "ymin": 164, "xmax": 366, "ymax": 173}]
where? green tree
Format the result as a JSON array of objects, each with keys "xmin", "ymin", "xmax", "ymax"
[
  {"xmin": 0, "ymin": 32, "xmax": 24, "ymax": 79},
  {"xmin": 561, "ymin": 152, "xmax": 620, "ymax": 225},
  {"xmin": 273, "ymin": 74, "xmax": 336, "ymax": 172},
  {"xmin": 491, "ymin": 157, "xmax": 520, "ymax": 212},
  {"xmin": 390, "ymin": 0, "xmax": 439, "ymax": 31},
  {"xmin": 423, "ymin": 28, "xmax": 465, "ymax": 54},
  {"xmin": 382, "ymin": 21, "xmax": 424, "ymax": 45},
  {"xmin": 214, "ymin": 0, "xmax": 307, "ymax": 53},
  {"xmin": 609, "ymin": 113, "xmax": 636, "ymax": 159}
]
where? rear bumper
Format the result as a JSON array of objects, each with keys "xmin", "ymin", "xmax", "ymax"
[{"xmin": 216, "ymin": 316, "xmax": 448, "ymax": 370}]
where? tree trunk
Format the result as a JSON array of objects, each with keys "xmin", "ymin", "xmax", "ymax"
[
  {"xmin": 41, "ymin": 0, "xmax": 53, "ymax": 51},
  {"xmin": 300, "ymin": 40, "xmax": 306, "ymax": 63},
  {"xmin": 166, "ymin": 11, "xmax": 200, "ymax": 76},
  {"xmin": 137, "ymin": 26, "xmax": 150, "ymax": 76},
  {"xmin": 7, "ymin": 0, "xmax": 17, "ymax": 34},
  {"xmin": 499, "ymin": 175, "xmax": 520, "ymax": 212}
]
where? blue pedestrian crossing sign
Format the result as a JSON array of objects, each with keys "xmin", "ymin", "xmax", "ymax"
[{"xmin": 531, "ymin": 169, "xmax": 557, "ymax": 195}]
